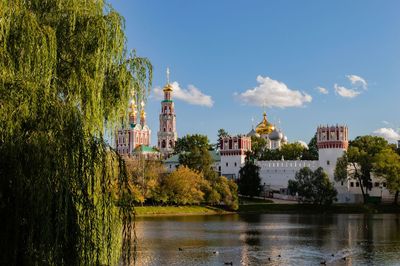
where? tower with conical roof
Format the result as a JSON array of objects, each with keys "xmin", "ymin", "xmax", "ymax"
[{"xmin": 157, "ymin": 68, "xmax": 178, "ymax": 157}]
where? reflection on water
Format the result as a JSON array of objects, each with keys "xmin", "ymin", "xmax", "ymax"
[{"xmin": 133, "ymin": 214, "xmax": 400, "ymax": 265}]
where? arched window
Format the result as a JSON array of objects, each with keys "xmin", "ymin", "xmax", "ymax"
[
  {"xmin": 169, "ymin": 140, "xmax": 173, "ymax": 148},
  {"xmin": 162, "ymin": 140, "xmax": 166, "ymax": 148}
]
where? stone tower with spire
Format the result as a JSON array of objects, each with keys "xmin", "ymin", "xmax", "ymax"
[{"xmin": 157, "ymin": 68, "xmax": 178, "ymax": 157}]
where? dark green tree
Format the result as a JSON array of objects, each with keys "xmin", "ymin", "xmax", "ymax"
[
  {"xmin": 251, "ymin": 135, "xmax": 267, "ymax": 159},
  {"xmin": 302, "ymin": 133, "xmax": 319, "ymax": 160},
  {"xmin": 176, "ymin": 134, "xmax": 214, "ymax": 177},
  {"xmin": 0, "ymin": 1, "xmax": 151, "ymax": 264},
  {"xmin": 373, "ymin": 148, "xmax": 400, "ymax": 204},
  {"xmin": 335, "ymin": 135, "xmax": 389, "ymax": 203},
  {"xmin": 216, "ymin": 128, "xmax": 229, "ymax": 149},
  {"xmin": 238, "ymin": 152, "xmax": 262, "ymax": 197},
  {"xmin": 280, "ymin": 142, "xmax": 306, "ymax": 160},
  {"xmin": 174, "ymin": 134, "xmax": 238, "ymax": 209},
  {"xmin": 289, "ymin": 167, "xmax": 337, "ymax": 205}
]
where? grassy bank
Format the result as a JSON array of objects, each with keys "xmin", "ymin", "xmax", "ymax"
[
  {"xmin": 134, "ymin": 205, "xmax": 231, "ymax": 216},
  {"xmin": 238, "ymin": 203, "xmax": 400, "ymax": 214},
  {"xmin": 134, "ymin": 202, "xmax": 400, "ymax": 217}
]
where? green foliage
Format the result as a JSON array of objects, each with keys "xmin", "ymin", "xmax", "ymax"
[
  {"xmin": 209, "ymin": 176, "xmax": 239, "ymax": 210},
  {"xmin": 170, "ymin": 134, "xmax": 238, "ymax": 210},
  {"xmin": 158, "ymin": 166, "xmax": 206, "ymax": 205},
  {"xmin": 287, "ymin": 179, "xmax": 299, "ymax": 196},
  {"xmin": 0, "ymin": 0, "xmax": 152, "ymax": 264},
  {"xmin": 254, "ymin": 135, "xmax": 316, "ymax": 161},
  {"xmin": 176, "ymin": 134, "xmax": 215, "ymax": 179},
  {"xmin": 335, "ymin": 135, "xmax": 389, "ymax": 203},
  {"xmin": 238, "ymin": 155, "xmax": 262, "ymax": 197},
  {"xmin": 251, "ymin": 135, "xmax": 267, "ymax": 159},
  {"xmin": 289, "ymin": 167, "xmax": 337, "ymax": 205},
  {"xmin": 302, "ymin": 133, "xmax": 319, "ymax": 160},
  {"xmin": 125, "ymin": 156, "xmax": 164, "ymax": 203},
  {"xmin": 216, "ymin": 128, "xmax": 229, "ymax": 149},
  {"xmin": 373, "ymin": 148, "xmax": 400, "ymax": 204},
  {"xmin": 280, "ymin": 142, "xmax": 306, "ymax": 160}
]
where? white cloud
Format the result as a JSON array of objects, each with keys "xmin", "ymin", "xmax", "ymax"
[
  {"xmin": 296, "ymin": 140, "xmax": 309, "ymax": 149},
  {"xmin": 316, "ymin": 86, "xmax": 329, "ymax": 94},
  {"xmin": 372, "ymin": 128, "xmax": 400, "ymax": 143},
  {"xmin": 382, "ymin": 120, "xmax": 390, "ymax": 125},
  {"xmin": 235, "ymin": 75, "xmax": 312, "ymax": 108},
  {"xmin": 153, "ymin": 81, "xmax": 214, "ymax": 107},
  {"xmin": 346, "ymin": 74, "xmax": 368, "ymax": 89},
  {"xmin": 334, "ymin": 84, "xmax": 361, "ymax": 98}
]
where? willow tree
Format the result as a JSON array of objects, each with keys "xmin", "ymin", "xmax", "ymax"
[{"xmin": 0, "ymin": 0, "xmax": 152, "ymax": 265}]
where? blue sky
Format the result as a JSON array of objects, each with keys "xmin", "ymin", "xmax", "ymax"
[{"xmin": 109, "ymin": 0, "xmax": 400, "ymax": 145}]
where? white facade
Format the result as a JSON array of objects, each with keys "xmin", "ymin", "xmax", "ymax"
[
  {"xmin": 221, "ymin": 155, "xmax": 245, "ymax": 180},
  {"xmin": 257, "ymin": 160, "xmax": 320, "ymax": 190}
]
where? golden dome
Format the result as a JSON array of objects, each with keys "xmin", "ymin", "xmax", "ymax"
[
  {"xmin": 163, "ymin": 83, "xmax": 173, "ymax": 92},
  {"xmin": 255, "ymin": 112, "xmax": 275, "ymax": 135},
  {"xmin": 129, "ymin": 99, "xmax": 137, "ymax": 117}
]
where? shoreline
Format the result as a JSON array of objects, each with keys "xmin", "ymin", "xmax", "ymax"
[{"xmin": 134, "ymin": 203, "xmax": 400, "ymax": 217}]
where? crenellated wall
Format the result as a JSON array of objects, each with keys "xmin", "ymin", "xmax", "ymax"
[{"xmin": 257, "ymin": 160, "xmax": 320, "ymax": 190}]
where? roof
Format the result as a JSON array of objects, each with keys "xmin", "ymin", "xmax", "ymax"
[
  {"xmin": 134, "ymin": 145, "xmax": 158, "ymax": 153},
  {"xmin": 164, "ymin": 153, "xmax": 179, "ymax": 163},
  {"xmin": 210, "ymin": 150, "xmax": 221, "ymax": 162}
]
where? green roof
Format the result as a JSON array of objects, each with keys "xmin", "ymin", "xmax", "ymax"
[
  {"xmin": 134, "ymin": 145, "xmax": 158, "ymax": 153},
  {"xmin": 164, "ymin": 154, "xmax": 179, "ymax": 163},
  {"xmin": 162, "ymin": 100, "xmax": 173, "ymax": 103},
  {"xmin": 209, "ymin": 150, "xmax": 221, "ymax": 161}
]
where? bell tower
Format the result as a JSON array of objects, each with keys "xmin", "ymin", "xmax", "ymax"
[{"xmin": 157, "ymin": 68, "xmax": 178, "ymax": 157}]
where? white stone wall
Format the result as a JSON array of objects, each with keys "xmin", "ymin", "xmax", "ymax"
[
  {"xmin": 257, "ymin": 160, "xmax": 320, "ymax": 190},
  {"xmin": 221, "ymin": 155, "xmax": 245, "ymax": 179},
  {"xmin": 318, "ymin": 148, "xmax": 346, "ymax": 181}
]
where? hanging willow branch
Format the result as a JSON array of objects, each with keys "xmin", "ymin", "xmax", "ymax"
[{"xmin": 0, "ymin": 0, "xmax": 152, "ymax": 265}]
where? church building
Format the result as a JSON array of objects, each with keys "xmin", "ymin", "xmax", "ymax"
[
  {"xmin": 115, "ymin": 97, "xmax": 153, "ymax": 157},
  {"xmin": 247, "ymin": 112, "xmax": 288, "ymax": 150}
]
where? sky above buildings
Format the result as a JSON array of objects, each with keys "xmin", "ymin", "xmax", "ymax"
[{"xmin": 109, "ymin": 0, "xmax": 400, "ymax": 145}]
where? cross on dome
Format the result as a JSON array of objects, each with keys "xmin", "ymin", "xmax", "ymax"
[{"xmin": 166, "ymin": 67, "xmax": 170, "ymax": 84}]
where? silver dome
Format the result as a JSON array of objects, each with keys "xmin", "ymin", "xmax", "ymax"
[{"xmin": 269, "ymin": 129, "xmax": 283, "ymax": 141}]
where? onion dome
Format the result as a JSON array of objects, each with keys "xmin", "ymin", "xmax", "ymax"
[
  {"xmin": 163, "ymin": 83, "xmax": 173, "ymax": 92},
  {"xmin": 269, "ymin": 128, "xmax": 283, "ymax": 141},
  {"xmin": 247, "ymin": 128, "xmax": 260, "ymax": 137},
  {"xmin": 140, "ymin": 101, "xmax": 146, "ymax": 119},
  {"xmin": 255, "ymin": 112, "xmax": 275, "ymax": 135},
  {"xmin": 129, "ymin": 99, "xmax": 137, "ymax": 117},
  {"xmin": 282, "ymin": 135, "xmax": 288, "ymax": 143}
]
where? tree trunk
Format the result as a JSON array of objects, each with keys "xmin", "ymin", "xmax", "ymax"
[
  {"xmin": 357, "ymin": 176, "xmax": 367, "ymax": 204},
  {"xmin": 394, "ymin": 191, "xmax": 399, "ymax": 205},
  {"xmin": 353, "ymin": 163, "xmax": 367, "ymax": 204}
]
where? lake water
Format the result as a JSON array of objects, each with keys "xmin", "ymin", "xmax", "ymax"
[{"xmin": 134, "ymin": 213, "xmax": 400, "ymax": 265}]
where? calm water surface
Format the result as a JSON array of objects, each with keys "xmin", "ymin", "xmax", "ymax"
[{"xmin": 134, "ymin": 213, "xmax": 400, "ymax": 265}]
